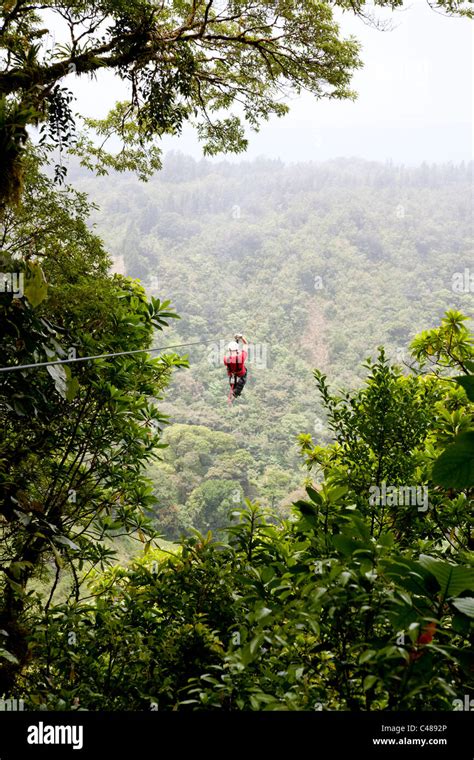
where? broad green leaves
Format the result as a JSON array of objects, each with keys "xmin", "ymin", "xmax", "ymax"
[
  {"xmin": 418, "ymin": 555, "xmax": 474, "ymax": 599},
  {"xmin": 18, "ymin": 494, "xmax": 474, "ymax": 711},
  {"xmin": 453, "ymin": 375, "xmax": 474, "ymax": 402},
  {"xmin": 432, "ymin": 431, "xmax": 474, "ymax": 489},
  {"xmin": 0, "ymin": 160, "xmax": 186, "ymax": 694},
  {"xmin": 451, "ymin": 597, "xmax": 474, "ymax": 618},
  {"xmin": 431, "ymin": 368, "xmax": 474, "ymax": 489},
  {"xmin": 412, "ymin": 314, "xmax": 473, "ymax": 490}
]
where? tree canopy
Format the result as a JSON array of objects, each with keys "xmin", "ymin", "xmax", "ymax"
[{"xmin": 0, "ymin": 0, "xmax": 471, "ymax": 203}]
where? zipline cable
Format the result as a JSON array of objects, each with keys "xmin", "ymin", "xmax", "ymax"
[{"xmin": 0, "ymin": 338, "xmax": 225, "ymax": 374}]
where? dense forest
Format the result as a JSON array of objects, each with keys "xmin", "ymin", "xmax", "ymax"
[
  {"xmin": 74, "ymin": 155, "xmax": 473, "ymax": 538},
  {"xmin": 0, "ymin": 0, "xmax": 473, "ymax": 729}
]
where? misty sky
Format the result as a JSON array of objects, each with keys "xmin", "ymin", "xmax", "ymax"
[{"xmin": 69, "ymin": 1, "xmax": 473, "ymax": 165}]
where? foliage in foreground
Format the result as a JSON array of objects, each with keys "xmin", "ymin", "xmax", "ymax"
[
  {"xmin": 0, "ymin": 156, "xmax": 185, "ymax": 694},
  {"xmin": 16, "ymin": 314, "xmax": 474, "ymax": 711},
  {"xmin": 20, "ymin": 499, "xmax": 474, "ymax": 711}
]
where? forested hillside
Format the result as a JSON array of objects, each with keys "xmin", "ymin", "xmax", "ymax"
[{"xmin": 73, "ymin": 156, "xmax": 473, "ymax": 536}]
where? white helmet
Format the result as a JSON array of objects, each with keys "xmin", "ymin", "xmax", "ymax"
[{"xmin": 227, "ymin": 341, "xmax": 239, "ymax": 351}]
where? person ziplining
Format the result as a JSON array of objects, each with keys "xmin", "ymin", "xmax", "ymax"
[
  {"xmin": 0, "ymin": 334, "xmax": 252, "ymax": 406},
  {"xmin": 224, "ymin": 334, "xmax": 248, "ymax": 403}
]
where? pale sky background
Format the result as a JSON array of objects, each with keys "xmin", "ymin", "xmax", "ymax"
[{"xmin": 66, "ymin": 1, "xmax": 473, "ymax": 165}]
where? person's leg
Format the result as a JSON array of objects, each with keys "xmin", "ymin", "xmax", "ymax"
[{"xmin": 233, "ymin": 370, "xmax": 247, "ymax": 397}]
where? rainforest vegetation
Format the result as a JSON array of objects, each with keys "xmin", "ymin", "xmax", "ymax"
[{"xmin": 0, "ymin": 0, "xmax": 472, "ymax": 713}]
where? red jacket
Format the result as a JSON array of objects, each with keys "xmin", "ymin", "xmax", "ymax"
[{"xmin": 224, "ymin": 350, "xmax": 247, "ymax": 377}]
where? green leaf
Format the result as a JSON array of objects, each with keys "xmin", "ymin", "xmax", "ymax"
[
  {"xmin": 453, "ymin": 375, "xmax": 474, "ymax": 402},
  {"xmin": 50, "ymin": 543, "xmax": 64, "ymax": 568},
  {"xmin": 240, "ymin": 633, "xmax": 265, "ymax": 665},
  {"xmin": 451, "ymin": 597, "xmax": 474, "ymax": 618},
  {"xmin": 249, "ymin": 634, "xmax": 264, "ymax": 657},
  {"xmin": 326, "ymin": 485, "xmax": 348, "ymax": 503},
  {"xmin": 294, "ymin": 500, "xmax": 317, "ymax": 516},
  {"xmin": 305, "ymin": 485, "xmax": 322, "ymax": 505},
  {"xmin": 452, "ymin": 612, "xmax": 471, "ymax": 636},
  {"xmin": 432, "ymin": 431, "xmax": 474, "ymax": 489},
  {"xmin": 377, "ymin": 532, "xmax": 394, "ymax": 548},
  {"xmin": 418, "ymin": 555, "xmax": 474, "ymax": 598},
  {"xmin": 255, "ymin": 606, "xmax": 272, "ymax": 622},
  {"xmin": 24, "ymin": 261, "xmax": 48, "ymax": 307},
  {"xmin": 64, "ymin": 366, "xmax": 80, "ymax": 401},
  {"xmin": 0, "ymin": 648, "xmax": 19, "ymax": 664},
  {"xmin": 363, "ymin": 675, "xmax": 378, "ymax": 691},
  {"xmin": 359, "ymin": 649, "xmax": 377, "ymax": 664},
  {"xmin": 382, "ymin": 559, "xmax": 432, "ymax": 595},
  {"xmin": 398, "ymin": 590, "xmax": 412, "ymax": 607},
  {"xmin": 332, "ymin": 534, "xmax": 360, "ymax": 557}
]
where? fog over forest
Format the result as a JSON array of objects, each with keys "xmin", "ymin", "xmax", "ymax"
[{"xmin": 71, "ymin": 154, "xmax": 473, "ymax": 535}]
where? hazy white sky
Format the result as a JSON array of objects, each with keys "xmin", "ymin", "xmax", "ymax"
[{"xmin": 69, "ymin": 1, "xmax": 473, "ymax": 164}]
